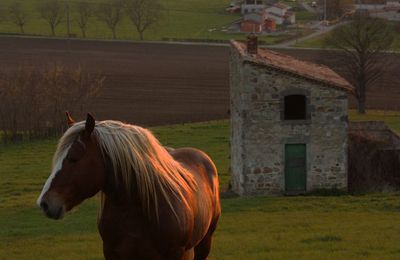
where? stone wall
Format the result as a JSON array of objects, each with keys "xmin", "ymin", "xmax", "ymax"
[
  {"xmin": 230, "ymin": 46, "xmax": 246, "ymax": 195},
  {"xmin": 349, "ymin": 121, "xmax": 400, "ymax": 148},
  {"xmin": 230, "ymin": 46, "xmax": 349, "ymax": 196}
]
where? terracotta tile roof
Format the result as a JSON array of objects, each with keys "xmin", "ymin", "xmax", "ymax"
[{"xmin": 231, "ymin": 40, "xmax": 354, "ymax": 93}]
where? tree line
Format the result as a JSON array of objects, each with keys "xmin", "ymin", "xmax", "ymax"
[
  {"xmin": 0, "ymin": 0, "xmax": 163, "ymax": 40},
  {"xmin": 0, "ymin": 65, "xmax": 104, "ymax": 143}
]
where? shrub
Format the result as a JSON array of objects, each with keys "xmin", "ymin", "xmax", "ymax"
[
  {"xmin": 348, "ymin": 133, "xmax": 400, "ymax": 193},
  {"xmin": 0, "ymin": 64, "xmax": 104, "ymax": 143}
]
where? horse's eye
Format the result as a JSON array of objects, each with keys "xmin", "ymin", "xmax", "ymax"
[{"xmin": 67, "ymin": 156, "xmax": 78, "ymax": 163}]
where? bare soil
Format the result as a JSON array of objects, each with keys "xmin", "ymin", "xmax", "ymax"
[{"xmin": 0, "ymin": 37, "xmax": 398, "ymax": 126}]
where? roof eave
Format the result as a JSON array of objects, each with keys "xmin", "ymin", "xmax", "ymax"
[{"xmin": 230, "ymin": 41, "xmax": 355, "ymax": 94}]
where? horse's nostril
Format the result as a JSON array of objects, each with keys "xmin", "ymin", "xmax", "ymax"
[{"xmin": 40, "ymin": 201, "xmax": 49, "ymax": 211}]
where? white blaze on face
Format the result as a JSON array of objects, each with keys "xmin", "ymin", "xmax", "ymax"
[{"xmin": 36, "ymin": 146, "xmax": 71, "ymax": 207}]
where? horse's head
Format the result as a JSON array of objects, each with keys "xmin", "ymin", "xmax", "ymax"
[{"xmin": 37, "ymin": 113, "xmax": 106, "ymax": 219}]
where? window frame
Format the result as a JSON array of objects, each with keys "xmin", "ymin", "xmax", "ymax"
[{"xmin": 280, "ymin": 88, "xmax": 311, "ymax": 123}]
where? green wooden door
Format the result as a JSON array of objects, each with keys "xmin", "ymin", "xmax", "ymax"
[{"xmin": 285, "ymin": 144, "xmax": 307, "ymax": 192}]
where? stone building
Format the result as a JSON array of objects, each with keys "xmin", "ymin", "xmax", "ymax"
[{"xmin": 230, "ymin": 40, "xmax": 355, "ymax": 195}]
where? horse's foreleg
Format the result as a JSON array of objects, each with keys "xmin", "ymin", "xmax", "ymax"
[
  {"xmin": 182, "ymin": 248, "xmax": 194, "ymax": 260},
  {"xmin": 103, "ymin": 243, "xmax": 120, "ymax": 260},
  {"xmin": 193, "ymin": 233, "xmax": 214, "ymax": 260}
]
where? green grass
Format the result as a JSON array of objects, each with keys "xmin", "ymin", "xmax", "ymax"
[
  {"xmin": 296, "ymin": 21, "xmax": 400, "ymax": 50},
  {"xmin": 0, "ymin": 0, "xmax": 315, "ymax": 45},
  {"xmin": 296, "ymin": 10, "xmax": 318, "ymax": 21},
  {"xmin": 0, "ymin": 0, "xmax": 238, "ymax": 41},
  {"xmin": 216, "ymin": 194, "xmax": 400, "ymax": 259},
  {"xmin": 1, "ymin": 110, "xmax": 400, "ymax": 259},
  {"xmin": 295, "ymin": 32, "xmax": 328, "ymax": 48},
  {"xmin": 297, "ymin": 33, "xmax": 400, "ymax": 50},
  {"xmin": 349, "ymin": 110, "xmax": 400, "ymax": 134},
  {"xmin": 0, "ymin": 0, "xmax": 295, "ymax": 44}
]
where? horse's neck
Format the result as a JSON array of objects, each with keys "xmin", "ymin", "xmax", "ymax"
[
  {"xmin": 99, "ymin": 167, "xmax": 194, "ymax": 252},
  {"xmin": 101, "ymin": 169, "xmax": 188, "ymax": 225},
  {"xmin": 101, "ymin": 169, "xmax": 140, "ymax": 209}
]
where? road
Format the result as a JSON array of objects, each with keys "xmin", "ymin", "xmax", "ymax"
[
  {"xmin": 271, "ymin": 21, "xmax": 349, "ymax": 48},
  {"xmin": 300, "ymin": 1, "xmax": 318, "ymax": 14}
]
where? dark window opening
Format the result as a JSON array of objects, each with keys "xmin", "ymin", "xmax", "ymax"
[{"xmin": 284, "ymin": 95, "xmax": 306, "ymax": 120}]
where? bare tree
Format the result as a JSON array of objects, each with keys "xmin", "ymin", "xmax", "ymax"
[
  {"xmin": 38, "ymin": 0, "xmax": 66, "ymax": 36},
  {"xmin": 9, "ymin": 3, "xmax": 28, "ymax": 34},
  {"xmin": 41, "ymin": 64, "xmax": 104, "ymax": 133},
  {"xmin": 124, "ymin": 0, "xmax": 163, "ymax": 40},
  {"xmin": 326, "ymin": 17, "xmax": 394, "ymax": 114},
  {"xmin": 75, "ymin": 1, "xmax": 92, "ymax": 38},
  {"xmin": 95, "ymin": 0, "xmax": 124, "ymax": 39}
]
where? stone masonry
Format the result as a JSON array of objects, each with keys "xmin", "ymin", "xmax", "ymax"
[{"xmin": 230, "ymin": 40, "xmax": 354, "ymax": 196}]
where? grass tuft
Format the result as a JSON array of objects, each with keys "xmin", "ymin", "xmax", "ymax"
[{"xmin": 301, "ymin": 235, "xmax": 343, "ymax": 244}]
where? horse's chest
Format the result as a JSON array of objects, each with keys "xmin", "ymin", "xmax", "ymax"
[
  {"xmin": 98, "ymin": 210, "xmax": 161, "ymax": 258},
  {"xmin": 99, "ymin": 206, "xmax": 149, "ymax": 240}
]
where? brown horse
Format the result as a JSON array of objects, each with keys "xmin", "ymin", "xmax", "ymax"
[{"xmin": 37, "ymin": 113, "xmax": 221, "ymax": 260}]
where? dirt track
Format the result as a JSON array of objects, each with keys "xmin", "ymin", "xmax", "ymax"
[{"xmin": 0, "ymin": 37, "xmax": 398, "ymax": 126}]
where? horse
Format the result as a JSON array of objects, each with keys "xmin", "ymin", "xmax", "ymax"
[{"xmin": 37, "ymin": 113, "xmax": 221, "ymax": 260}]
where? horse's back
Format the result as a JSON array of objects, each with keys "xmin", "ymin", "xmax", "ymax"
[{"xmin": 170, "ymin": 147, "xmax": 219, "ymax": 193}]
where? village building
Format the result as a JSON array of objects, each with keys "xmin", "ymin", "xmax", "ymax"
[
  {"xmin": 241, "ymin": 0, "xmax": 266, "ymax": 14},
  {"xmin": 229, "ymin": 39, "xmax": 354, "ymax": 195},
  {"xmin": 387, "ymin": 1, "xmax": 400, "ymax": 7},
  {"xmin": 266, "ymin": 3, "xmax": 296, "ymax": 25},
  {"xmin": 355, "ymin": 0, "xmax": 400, "ymax": 10},
  {"xmin": 239, "ymin": 2, "xmax": 295, "ymax": 33},
  {"xmin": 240, "ymin": 11, "xmax": 277, "ymax": 33},
  {"xmin": 355, "ymin": 0, "xmax": 400, "ymax": 21},
  {"xmin": 241, "ymin": 11, "xmax": 268, "ymax": 33}
]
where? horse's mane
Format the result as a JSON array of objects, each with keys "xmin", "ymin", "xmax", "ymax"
[{"xmin": 53, "ymin": 120, "xmax": 197, "ymax": 221}]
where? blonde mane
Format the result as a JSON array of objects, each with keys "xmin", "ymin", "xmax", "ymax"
[{"xmin": 53, "ymin": 120, "xmax": 197, "ymax": 221}]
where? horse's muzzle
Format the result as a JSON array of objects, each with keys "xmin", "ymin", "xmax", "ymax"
[{"xmin": 39, "ymin": 193, "xmax": 65, "ymax": 220}]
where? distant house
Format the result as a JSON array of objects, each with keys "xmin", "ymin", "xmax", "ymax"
[
  {"xmin": 241, "ymin": 11, "xmax": 268, "ymax": 33},
  {"xmin": 384, "ymin": 0, "xmax": 400, "ymax": 11},
  {"xmin": 355, "ymin": 0, "xmax": 400, "ymax": 21},
  {"xmin": 354, "ymin": 0, "xmax": 400, "ymax": 10},
  {"xmin": 241, "ymin": 0, "xmax": 266, "ymax": 14},
  {"xmin": 241, "ymin": 20, "xmax": 264, "ymax": 33},
  {"xmin": 266, "ymin": 3, "xmax": 296, "ymax": 25},
  {"xmin": 386, "ymin": 1, "xmax": 400, "ymax": 7},
  {"xmin": 240, "ymin": 10, "xmax": 277, "ymax": 33},
  {"xmin": 267, "ymin": 2, "xmax": 289, "ymax": 17},
  {"xmin": 239, "ymin": 1, "xmax": 295, "ymax": 33},
  {"xmin": 284, "ymin": 11, "xmax": 296, "ymax": 24},
  {"xmin": 265, "ymin": 18, "xmax": 277, "ymax": 31}
]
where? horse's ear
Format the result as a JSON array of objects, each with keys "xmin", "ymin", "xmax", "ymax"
[
  {"xmin": 83, "ymin": 113, "xmax": 95, "ymax": 140},
  {"xmin": 66, "ymin": 111, "xmax": 75, "ymax": 127}
]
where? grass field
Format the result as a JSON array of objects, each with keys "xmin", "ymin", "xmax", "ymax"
[
  {"xmin": 1, "ymin": 110, "xmax": 400, "ymax": 259},
  {"xmin": 0, "ymin": 0, "xmax": 237, "ymax": 40},
  {"xmin": 296, "ymin": 22, "xmax": 400, "ymax": 51},
  {"xmin": 0, "ymin": 0, "xmax": 295, "ymax": 44}
]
